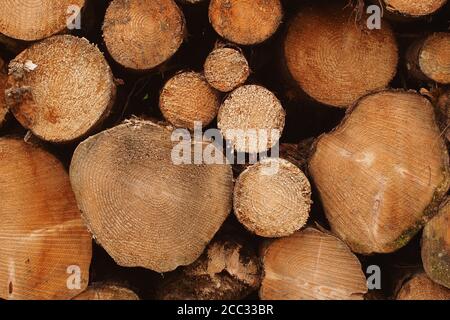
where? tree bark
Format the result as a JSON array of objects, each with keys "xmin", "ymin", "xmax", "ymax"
[
  {"xmin": 422, "ymin": 198, "xmax": 450, "ymax": 289},
  {"xmin": 156, "ymin": 238, "xmax": 261, "ymax": 300}
]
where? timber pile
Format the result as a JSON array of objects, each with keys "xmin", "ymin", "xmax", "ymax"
[{"xmin": 0, "ymin": 0, "xmax": 449, "ymax": 300}]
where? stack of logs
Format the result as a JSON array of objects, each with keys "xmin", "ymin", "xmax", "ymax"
[{"xmin": 0, "ymin": 0, "xmax": 449, "ymax": 300}]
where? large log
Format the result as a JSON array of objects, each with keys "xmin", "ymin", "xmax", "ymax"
[
  {"xmin": 209, "ymin": 0, "xmax": 283, "ymax": 46},
  {"xmin": 0, "ymin": 0, "xmax": 85, "ymax": 41},
  {"xmin": 284, "ymin": 1, "xmax": 398, "ymax": 108},
  {"xmin": 260, "ymin": 228, "xmax": 368, "ymax": 300},
  {"xmin": 396, "ymin": 272, "xmax": 450, "ymax": 300},
  {"xmin": 0, "ymin": 138, "xmax": 92, "ymax": 300},
  {"xmin": 103, "ymin": 0, "xmax": 185, "ymax": 71},
  {"xmin": 5, "ymin": 35, "xmax": 116, "ymax": 143},
  {"xmin": 382, "ymin": 0, "xmax": 448, "ymax": 18},
  {"xmin": 70, "ymin": 119, "xmax": 233, "ymax": 273},
  {"xmin": 74, "ymin": 283, "xmax": 139, "ymax": 300},
  {"xmin": 309, "ymin": 90, "xmax": 449, "ymax": 254}
]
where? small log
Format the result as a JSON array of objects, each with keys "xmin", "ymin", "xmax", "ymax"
[
  {"xmin": 74, "ymin": 283, "xmax": 139, "ymax": 300},
  {"xmin": 157, "ymin": 239, "xmax": 261, "ymax": 300},
  {"xmin": 233, "ymin": 159, "xmax": 312, "ymax": 238},
  {"xmin": 70, "ymin": 119, "xmax": 234, "ymax": 273},
  {"xmin": 204, "ymin": 47, "xmax": 250, "ymax": 92},
  {"xmin": 0, "ymin": 138, "xmax": 92, "ymax": 300},
  {"xmin": 406, "ymin": 32, "xmax": 450, "ymax": 84},
  {"xmin": 396, "ymin": 272, "xmax": 450, "ymax": 300},
  {"xmin": 309, "ymin": 90, "xmax": 450, "ymax": 254},
  {"xmin": 209, "ymin": 0, "xmax": 283, "ymax": 45},
  {"xmin": 0, "ymin": 0, "xmax": 85, "ymax": 41},
  {"xmin": 260, "ymin": 228, "xmax": 368, "ymax": 300},
  {"xmin": 103, "ymin": 0, "xmax": 185, "ymax": 71},
  {"xmin": 5, "ymin": 35, "xmax": 116, "ymax": 143},
  {"xmin": 159, "ymin": 71, "xmax": 220, "ymax": 130},
  {"xmin": 217, "ymin": 85, "xmax": 285, "ymax": 153},
  {"xmin": 422, "ymin": 198, "xmax": 450, "ymax": 289},
  {"xmin": 382, "ymin": 0, "xmax": 448, "ymax": 18},
  {"xmin": 284, "ymin": 1, "xmax": 398, "ymax": 108}
]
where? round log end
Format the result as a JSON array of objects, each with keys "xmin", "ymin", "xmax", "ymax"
[
  {"xmin": 234, "ymin": 159, "xmax": 312, "ymax": 238},
  {"xmin": 103, "ymin": 0, "xmax": 185, "ymax": 70}
]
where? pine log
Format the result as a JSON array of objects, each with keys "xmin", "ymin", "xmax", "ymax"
[
  {"xmin": 159, "ymin": 71, "xmax": 220, "ymax": 130},
  {"xmin": 0, "ymin": 138, "xmax": 92, "ymax": 300},
  {"xmin": 69, "ymin": 119, "xmax": 233, "ymax": 273},
  {"xmin": 309, "ymin": 90, "xmax": 450, "ymax": 254},
  {"xmin": 204, "ymin": 47, "xmax": 250, "ymax": 92},
  {"xmin": 103, "ymin": 0, "xmax": 185, "ymax": 71},
  {"xmin": 284, "ymin": 1, "xmax": 398, "ymax": 108},
  {"xmin": 260, "ymin": 228, "xmax": 368, "ymax": 300},
  {"xmin": 156, "ymin": 239, "xmax": 261, "ymax": 300},
  {"xmin": 396, "ymin": 272, "xmax": 450, "ymax": 300},
  {"xmin": 0, "ymin": 57, "xmax": 8, "ymax": 126},
  {"xmin": 5, "ymin": 35, "xmax": 116, "ymax": 143},
  {"xmin": 233, "ymin": 159, "xmax": 312, "ymax": 238},
  {"xmin": 406, "ymin": 32, "xmax": 450, "ymax": 84},
  {"xmin": 383, "ymin": 0, "xmax": 448, "ymax": 18},
  {"xmin": 74, "ymin": 283, "xmax": 139, "ymax": 300},
  {"xmin": 0, "ymin": 0, "xmax": 85, "ymax": 41},
  {"xmin": 209, "ymin": 0, "xmax": 283, "ymax": 46},
  {"xmin": 217, "ymin": 85, "xmax": 285, "ymax": 153},
  {"xmin": 422, "ymin": 198, "xmax": 450, "ymax": 289}
]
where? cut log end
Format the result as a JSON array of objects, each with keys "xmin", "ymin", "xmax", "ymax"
[
  {"xmin": 384, "ymin": 0, "xmax": 448, "ymax": 17},
  {"xmin": 309, "ymin": 90, "xmax": 450, "ymax": 254},
  {"xmin": 103, "ymin": 0, "xmax": 185, "ymax": 70},
  {"xmin": 204, "ymin": 47, "xmax": 250, "ymax": 92},
  {"xmin": 284, "ymin": 1, "xmax": 398, "ymax": 107},
  {"xmin": 234, "ymin": 159, "xmax": 312, "ymax": 238},
  {"xmin": 159, "ymin": 71, "xmax": 220, "ymax": 130},
  {"xmin": 74, "ymin": 283, "xmax": 139, "ymax": 300},
  {"xmin": 6, "ymin": 35, "xmax": 116, "ymax": 143},
  {"xmin": 0, "ymin": 138, "xmax": 92, "ymax": 300},
  {"xmin": 209, "ymin": 0, "xmax": 283, "ymax": 45},
  {"xmin": 260, "ymin": 228, "xmax": 368, "ymax": 300},
  {"xmin": 407, "ymin": 33, "xmax": 450, "ymax": 84},
  {"xmin": 0, "ymin": 0, "xmax": 85, "ymax": 41},
  {"xmin": 396, "ymin": 273, "xmax": 450, "ymax": 300},
  {"xmin": 422, "ymin": 198, "xmax": 450, "ymax": 289},
  {"xmin": 70, "ymin": 120, "xmax": 233, "ymax": 272},
  {"xmin": 217, "ymin": 85, "xmax": 285, "ymax": 153},
  {"xmin": 157, "ymin": 239, "xmax": 261, "ymax": 300}
]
